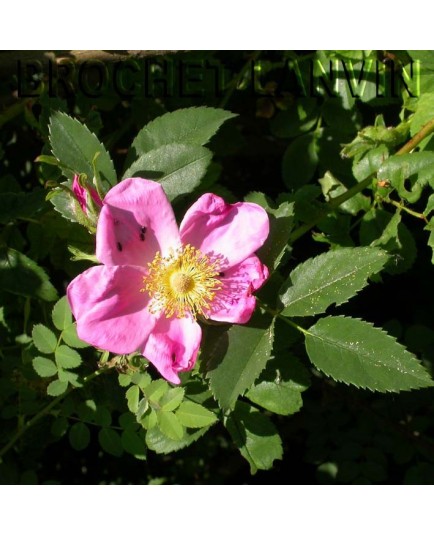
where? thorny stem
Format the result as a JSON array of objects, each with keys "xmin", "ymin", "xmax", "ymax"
[
  {"xmin": 289, "ymin": 117, "xmax": 434, "ymax": 244},
  {"xmin": 0, "ymin": 366, "xmax": 110, "ymax": 459}
]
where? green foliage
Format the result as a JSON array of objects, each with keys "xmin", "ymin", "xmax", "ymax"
[
  {"xmin": 279, "ymin": 247, "xmax": 389, "ymax": 317},
  {"xmin": 145, "ymin": 426, "xmax": 209, "ymax": 455},
  {"xmin": 98, "ymin": 428, "xmax": 123, "ymax": 457},
  {"xmin": 360, "ymin": 209, "xmax": 417, "ymax": 273},
  {"xmin": 47, "ymin": 379, "xmax": 68, "ymax": 397},
  {"xmin": 377, "ymin": 152, "xmax": 434, "ymax": 203},
  {"xmin": 282, "ymin": 132, "xmax": 319, "ymax": 189},
  {"xmin": 0, "ymin": 190, "xmax": 46, "ymax": 224},
  {"xmin": 121, "ymin": 370, "xmax": 216, "ymax": 451},
  {"xmin": 32, "ymin": 324, "xmax": 57, "ymax": 354},
  {"xmin": 32, "ymin": 356, "xmax": 57, "ymax": 378},
  {"xmin": 157, "ymin": 411, "xmax": 184, "ymax": 441},
  {"xmin": 61, "ymin": 323, "xmax": 89, "ymax": 349},
  {"xmin": 49, "ymin": 111, "xmax": 116, "ymax": 189},
  {"xmin": 175, "ymin": 401, "xmax": 218, "ymax": 428},
  {"xmin": 123, "ymin": 144, "xmax": 212, "ymax": 201},
  {"xmin": 246, "ymin": 354, "xmax": 310, "ymax": 416},
  {"xmin": 244, "ymin": 192, "xmax": 294, "ymax": 269},
  {"xmin": 270, "ymin": 98, "xmax": 319, "ymax": 138},
  {"xmin": 30, "ymin": 298, "xmax": 86, "ymax": 395},
  {"xmin": 0, "ymin": 248, "xmax": 58, "ymax": 301},
  {"xmin": 226, "ymin": 401, "xmax": 283, "ymax": 474},
  {"xmin": 51, "ymin": 296, "xmax": 73, "ymax": 331},
  {"xmin": 69, "ymin": 422, "xmax": 91, "ymax": 451},
  {"xmin": 305, "ymin": 316, "xmax": 434, "ymax": 392},
  {"xmin": 128, "ymin": 106, "xmax": 236, "ymax": 162},
  {"xmin": 206, "ymin": 316, "xmax": 275, "ymax": 410},
  {"xmin": 55, "ymin": 345, "xmax": 82, "ymax": 369}
]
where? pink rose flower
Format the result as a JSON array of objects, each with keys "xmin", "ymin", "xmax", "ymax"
[
  {"xmin": 67, "ymin": 178, "xmax": 269, "ymax": 383},
  {"xmin": 72, "ymin": 174, "xmax": 103, "ymax": 214}
]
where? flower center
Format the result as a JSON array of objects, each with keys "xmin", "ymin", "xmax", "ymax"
[
  {"xmin": 143, "ymin": 244, "xmax": 222, "ymax": 319},
  {"xmin": 170, "ymin": 272, "xmax": 195, "ymax": 294}
]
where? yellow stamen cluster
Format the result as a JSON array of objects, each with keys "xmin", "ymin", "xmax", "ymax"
[{"xmin": 143, "ymin": 244, "xmax": 222, "ymax": 319}]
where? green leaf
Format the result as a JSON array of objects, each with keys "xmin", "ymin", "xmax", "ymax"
[
  {"xmin": 61, "ymin": 323, "xmax": 89, "ymax": 348},
  {"xmin": 123, "ymin": 144, "xmax": 212, "ymax": 202},
  {"xmin": 206, "ymin": 316, "xmax": 275, "ymax": 410},
  {"xmin": 141, "ymin": 409, "xmax": 158, "ymax": 430},
  {"xmin": 52, "ymin": 296, "xmax": 73, "ymax": 331},
  {"xmin": 130, "ymin": 371, "xmax": 152, "ymax": 389},
  {"xmin": 118, "ymin": 412, "xmax": 138, "ymax": 431},
  {"xmin": 55, "ymin": 345, "xmax": 82, "ymax": 369},
  {"xmin": 143, "ymin": 379, "xmax": 169, "ymax": 403},
  {"xmin": 160, "ymin": 387, "xmax": 185, "ymax": 412},
  {"xmin": 51, "ymin": 417, "xmax": 69, "ymax": 438},
  {"xmin": 118, "ymin": 373, "xmax": 132, "ymax": 387},
  {"xmin": 282, "ymin": 132, "xmax": 319, "ymax": 189},
  {"xmin": 270, "ymin": 98, "xmax": 318, "ymax": 138},
  {"xmin": 377, "ymin": 151, "xmax": 434, "ymax": 203},
  {"xmin": 128, "ymin": 107, "xmax": 236, "ymax": 161},
  {"xmin": 280, "ymin": 247, "xmax": 388, "ymax": 317},
  {"xmin": 146, "ymin": 425, "xmax": 209, "ymax": 454},
  {"xmin": 226, "ymin": 401, "xmax": 283, "ymax": 474},
  {"xmin": 411, "ymin": 93, "xmax": 434, "ymax": 147},
  {"xmin": 425, "ymin": 193, "xmax": 434, "ymax": 217},
  {"xmin": 245, "ymin": 192, "xmax": 295, "ymax": 269},
  {"xmin": 305, "ymin": 316, "xmax": 434, "ymax": 392},
  {"xmin": 246, "ymin": 382, "xmax": 302, "ymax": 416},
  {"xmin": 121, "ymin": 430, "xmax": 146, "ymax": 460},
  {"xmin": 352, "ymin": 145, "xmax": 389, "ymax": 182},
  {"xmin": 95, "ymin": 407, "xmax": 112, "ymax": 427},
  {"xmin": 157, "ymin": 411, "xmax": 184, "ymax": 441},
  {"xmin": 360, "ymin": 209, "xmax": 417, "ymax": 274},
  {"xmin": 0, "ymin": 247, "xmax": 58, "ymax": 302},
  {"xmin": 175, "ymin": 401, "xmax": 218, "ymax": 428},
  {"xmin": 69, "ymin": 422, "xmax": 90, "ymax": 451},
  {"xmin": 321, "ymin": 96, "xmax": 362, "ymax": 134},
  {"xmin": 32, "ymin": 324, "xmax": 57, "ymax": 354},
  {"xmin": 98, "ymin": 428, "xmax": 123, "ymax": 457},
  {"xmin": 426, "ymin": 218, "xmax": 434, "ymax": 263},
  {"xmin": 49, "ymin": 184, "xmax": 78, "ymax": 224},
  {"xmin": 32, "ymin": 356, "xmax": 58, "ymax": 378},
  {"xmin": 0, "ymin": 190, "xmax": 46, "ymax": 224},
  {"xmin": 246, "ymin": 348, "xmax": 310, "ymax": 416},
  {"xmin": 126, "ymin": 385, "xmax": 140, "ymax": 413},
  {"xmin": 47, "ymin": 379, "xmax": 68, "ymax": 397},
  {"xmin": 49, "ymin": 111, "xmax": 116, "ymax": 188},
  {"xmin": 57, "ymin": 369, "xmax": 81, "ymax": 387},
  {"xmin": 318, "ymin": 171, "xmax": 370, "ymax": 215},
  {"xmin": 136, "ymin": 398, "xmax": 149, "ymax": 421}
]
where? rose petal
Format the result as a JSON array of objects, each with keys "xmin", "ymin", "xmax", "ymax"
[
  {"xmin": 96, "ymin": 178, "xmax": 180, "ymax": 267},
  {"xmin": 179, "ymin": 193, "xmax": 269, "ymax": 269},
  {"xmin": 208, "ymin": 255, "xmax": 269, "ymax": 324},
  {"xmin": 142, "ymin": 316, "xmax": 201, "ymax": 384},
  {"xmin": 67, "ymin": 265, "xmax": 156, "ymax": 354}
]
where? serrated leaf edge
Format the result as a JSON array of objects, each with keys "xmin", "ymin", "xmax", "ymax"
[
  {"xmin": 306, "ymin": 315, "xmax": 434, "ymax": 393},
  {"xmin": 131, "ymin": 106, "xmax": 237, "ymax": 154},
  {"xmin": 281, "ymin": 247, "xmax": 389, "ymax": 316},
  {"xmin": 48, "ymin": 111, "xmax": 116, "ymax": 185},
  {"xmin": 208, "ymin": 319, "xmax": 275, "ymax": 410}
]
